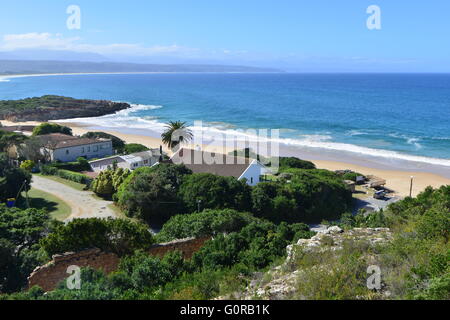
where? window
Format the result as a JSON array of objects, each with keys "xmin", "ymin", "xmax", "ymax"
[
  {"xmin": 250, "ymin": 177, "xmax": 254, "ymax": 184},
  {"xmin": 88, "ymin": 146, "xmax": 91, "ymax": 152},
  {"xmin": 93, "ymin": 146, "xmax": 98, "ymax": 152},
  {"xmin": 66, "ymin": 149, "xmax": 69, "ymax": 155},
  {"xmin": 144, "ymin": 160, "xmax": 148, "ymax": 164}
]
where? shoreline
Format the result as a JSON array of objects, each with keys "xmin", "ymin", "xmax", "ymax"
[{"xmin": 2, "ymin": 119, "xmax": 449, "ymax": 198}]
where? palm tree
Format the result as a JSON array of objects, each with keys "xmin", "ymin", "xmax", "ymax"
[{"xmin": 161, "ymin": 121, "xmax": 193, "ymax": 150}]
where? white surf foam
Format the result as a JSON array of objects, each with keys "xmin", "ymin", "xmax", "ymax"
[{"xmin": 57, "ymin": 107, "xmax": 450, "ymax": 168}]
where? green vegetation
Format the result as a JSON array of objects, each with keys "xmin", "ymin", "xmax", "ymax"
[
  {"xmin": 116, "ymin": 164, "xmax": 192, "ymax": 224},
  {"xmin": 155, "ymin": 209, "xmax": 259, "ymax": 242},
  {"xmin": 32, "ymin": 123, "xmax": 72, "ymax": 136},
  {"xmin": 0, "ymin": 153, "xmax": 31, "ymax": 202},
  {"xmin": 279, "ymin": 157, "xmax": 316, "ymax": 170},
  {"xmin": 179, "ymin": 173, "xmax": 252, "ymax": 213},
  {"xmin": 0, "ymin": 95, "xmax": 78, "ymax": 114},
  {"xmin": 3, "ymin": 212, "xmax": 314, "ymax": 300},
  {"xmin": 40, "ymin": 218, "xmax": 154, "ymax": 257},
  {"xmin": 289, "ymin": 186, "xmax": 450, "ymax": 300},
  {"xmin": 161, "ymin": 120, "xmax": 193, "ymax": 150},
  {"xmin": 40, "ymin": 165, "xmax": 92, "ymax": 186},
  {"xmin": 0, "ymin": 204, "xmax": 57, "ymax": 293},
  {"xmin": 19, "ymin": 160, "xmax": 35, "ymax": 172},
  {"xmin": 0, "ymin": 130, "xmax": 27, "ymax": 153},
  {"xmin": 114, "ymin": 162, "xmax": 351, "ymax": 226},
  {"xmin": 91, "ymin": 168, "xmax": 131, "ymax": 197},
  {"xmin": 122, "ymin": 143, "xmax": 149, "ymax": 154},
  {"xmin": 48, "ymin": 157, "xmax": 91, "ymax": 172},
  {"xmin": 252, "ymin": 169, "xmax": 352, "ymax": 223}
]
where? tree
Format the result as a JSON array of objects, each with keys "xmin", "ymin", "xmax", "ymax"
[
  {"xmin": 161, "ymin": 121, "xmax": 193, "ymax": 150},
  {"xmin": 156, "ymin": 209, "xmax": 258, "ymax": 242},
  {"xmin": 17, "ymin": 137, "xmax": 46, "ymax": 163},
  {"xmin": 32, "ymin": 123, "xmax": 72, "ymax": 136},
  {"xmin": 40, "ymin": 218, "xmax": 154, "ymax": 256},
  {"xmin": 91, "ymin": 170, "xmax": 114, "ymax": 196},
  {"xmin": 0, "ymin": 131, "xmax": 28, "ymax": 155},
  {"xmin": 0, "ymin": 153, "xmax": 31, "ymax": 201}
]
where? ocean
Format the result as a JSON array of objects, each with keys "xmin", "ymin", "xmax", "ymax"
[{"xmin": 1, "ymin": 73, "xmax": 450, "ymax": 174}]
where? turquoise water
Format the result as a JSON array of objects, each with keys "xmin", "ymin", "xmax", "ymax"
[{"xmin": 1, "ymin": 73, "xmax": 450, "ymax": 166}]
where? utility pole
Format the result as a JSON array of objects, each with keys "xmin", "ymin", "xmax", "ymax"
[{"xmin": 409, "ymin": 176, "xmax": 414, "ymax": 198}]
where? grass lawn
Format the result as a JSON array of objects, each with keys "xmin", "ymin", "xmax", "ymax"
[
  {"xmin": 20, "ymin": 188, "xmax": 71, "ymax": 221},
  {"xmin": 35, "ymin": 173, "xmax": 86, "ymax": 191}
]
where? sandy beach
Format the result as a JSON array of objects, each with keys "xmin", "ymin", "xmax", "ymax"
[{"xmin": 2, "ymin": 119, "xmax": 449, "ymax": 198}]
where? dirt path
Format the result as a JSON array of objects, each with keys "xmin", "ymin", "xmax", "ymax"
[{"xmin": 31, "ymin": 175, "xmax": 117, "ymax": 222}]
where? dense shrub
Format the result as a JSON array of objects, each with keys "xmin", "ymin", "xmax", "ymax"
[
  {"xmin": 191, "ymin": 220, "xmax": 313, "ymax": 272},
  {"xmin": 123, "ymin": 143, "xmax": 149, "ymax": 154},
  {"xmin": 116, "ymin": 164, "xmax": 192, "ymax": 224},
  {"xmin": 32, "ymin": 123, "xmax": 72, "ymax": 136},
  {"xmin": 155, "ymin": 209, "xmax": 259, "ymax": 242},
  {"xmin": 40, "ymin": 165, "xmax": 92, "ymax": 186},
  {"xmin": 279, "ymin": 157, "xmax": 316, "ymax": 170},
  {"xmin": 252, "ymin": 169, "xmax": 352, "ymax": 223},
  {"xmin": 0, "ymin": 205, "xmax": 55, "ymax": 293},
  {"xmin": 40, "ymin": 218, "xmax": 154, "ymax": 256},
  {"xmin": 178, "ymin": 173, "xmax": 252, "ymax": 213},
  {"xmin": 92, "ymin": 168, "xmax": 130, "ymax": 197}
]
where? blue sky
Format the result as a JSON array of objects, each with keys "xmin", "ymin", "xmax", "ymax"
[{"xmin": 1, "ymin": 1, "xmax": 449, "ymax": 71}]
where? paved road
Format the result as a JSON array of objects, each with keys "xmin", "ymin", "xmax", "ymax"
[{"xmin": 31, "ymin": 175, "xmax": 117, "ymax": 222}]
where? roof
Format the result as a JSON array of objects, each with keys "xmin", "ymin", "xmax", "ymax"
[
  {"xmin": 38, "ymin": 133, "xmax": 111, "ymax": 149},
  {"xmin": 121, "ymin": 150, "xmax": 160, "ymax": 163},
  {"xmin": 89, "ymin": 149, "xmax": 161, "ymax": 165},
  {"xmin": 170, "ymin": 148, "xmax": 255, "ymax": 179}
]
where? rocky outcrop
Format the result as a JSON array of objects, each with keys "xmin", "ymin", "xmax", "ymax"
[
  {"xmin": 0, "ymin": 95, "xmax": 130, "ymax": 121},
  {"xmin": 220, "ymin": 227, "xmax": 393, "ymax": 300}
]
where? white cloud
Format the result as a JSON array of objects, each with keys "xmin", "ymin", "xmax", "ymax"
[{"xmin": 0, "ymin": 32, "xmax": 196, "ymax": 56}]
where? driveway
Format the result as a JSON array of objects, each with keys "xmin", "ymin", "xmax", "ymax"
[{"xmin": 31, "ymin": 175, "xmax": 117, "ymax": 222}]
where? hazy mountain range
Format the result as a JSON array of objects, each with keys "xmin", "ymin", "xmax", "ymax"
[{"xmin": 0, "ymin": 49, "xmax": 282, "ymax": 74}]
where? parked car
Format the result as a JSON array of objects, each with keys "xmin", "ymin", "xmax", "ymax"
[{"xmin": 373, "ymin": 190, "xmax": 387, "ymax": 199}]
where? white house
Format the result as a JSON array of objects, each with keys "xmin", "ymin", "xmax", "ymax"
[
  {"xmin": 169, "ymin": 148, "xmax": 267, "ymax": 186},
  {"xmin": 89, "ymin": 149, "xmax": 161, "ymax": 172},
  {"xmin": 38, "ymin": 133, "xmax": 113, "ymax": 162}
]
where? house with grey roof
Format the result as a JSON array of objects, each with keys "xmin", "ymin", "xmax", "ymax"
[
  {"xmin": 89, "ymin": 149, "xmax": 162, "ymax": 172},
  {"xmin": 38, "ymin": 133, "xmax": 113, "ymax": 162},
  {"xmin": 169, "ymin": 148, "xmax": 267, "ymax": 186}
]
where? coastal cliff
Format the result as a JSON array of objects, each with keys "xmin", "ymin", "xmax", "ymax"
[{"xmin": 0, "ymin": 95, "xmax": 130, "ymax": 121}]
